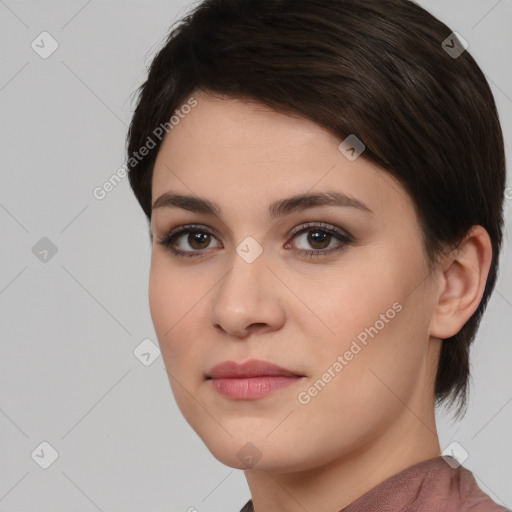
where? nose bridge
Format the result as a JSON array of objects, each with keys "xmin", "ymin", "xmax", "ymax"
[
  {"xmin": 210, "ymin": 241, "xmax": 284, "ymax": 335},
  {"xmin": 216, "ymin": 244, "xmax": 266, "ymax": 311}
]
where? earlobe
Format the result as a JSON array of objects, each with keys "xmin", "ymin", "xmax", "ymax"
[{"xmin": 429, "ymin": 226, "xmax": 492, "ymax": 339}]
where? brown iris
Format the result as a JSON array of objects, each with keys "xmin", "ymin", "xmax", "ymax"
[
  {"xmin": 307, "ymin": 230, "xmax": 331, "ymax": 249},
  {"xmin": 188, "ymin": 231, "xmax": 211, "ymax": 250}
]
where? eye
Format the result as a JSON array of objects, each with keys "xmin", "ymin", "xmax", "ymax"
[
  {"xmin": 156, "ymin": 222, "xmax": 353, "ymax": 259},
  {"xmin": 156, "ymin": 224, "xmax": 221, "ymax": 258},
  {"xmin": 285, "ymin": 222, "xmax": 353, "ymax": 258}
]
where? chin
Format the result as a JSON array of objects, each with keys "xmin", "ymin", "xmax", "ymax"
[{"xmin": 198, "ymin": 433, "xmax": 312, "ymax": 473}]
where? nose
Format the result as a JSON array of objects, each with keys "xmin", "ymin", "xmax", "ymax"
[{"xmin": 210, "ymin": 248, "xmax": 286, "ymax": 338}]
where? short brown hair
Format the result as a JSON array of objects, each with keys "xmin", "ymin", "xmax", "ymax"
[{"xmin": 126, "ymin": 0, "xmax": 506, "ymax": 418}]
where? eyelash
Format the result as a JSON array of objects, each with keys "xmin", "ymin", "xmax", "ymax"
[{"xmin": 156, "ymin": 222, "xmax": 354, "ymax": 260}]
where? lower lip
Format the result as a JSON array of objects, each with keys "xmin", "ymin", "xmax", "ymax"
[{"xmin": 208, "ymin": 376, "xmax": 303, "ymax": 399}]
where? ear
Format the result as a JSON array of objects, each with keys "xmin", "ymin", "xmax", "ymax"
[{"xmin": 429, "ymin": 225, "xmax": 493, "ymax": 339}]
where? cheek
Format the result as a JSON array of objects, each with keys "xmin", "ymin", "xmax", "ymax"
[
  {"xmin": 295, "ymin": 264, "xmax": 403, "ymax": 353},
  {"xmin": 148, "ymin": 260, "xmax": 189, "ymax": 359},
  {"xmin": 302, "ymin": 245, "xmax": 431, "ymax": 395},
  {"xmin": 148, "ymin": 261, "xmax": 172, "ymax": 337},
  {"xmin": 148, "ymin": 253, "xmax": 195, "ymax": 329},
  {"xmin": 310, "ymin": 275, "xmax": 433, "ymax": 421},
  {"xmin": 148, "ymin": 258, "xmax": 210, "ymax": 372},
  {"xmin": 148, "ymin": 261, "xmax": 213, "ymax": 433}
]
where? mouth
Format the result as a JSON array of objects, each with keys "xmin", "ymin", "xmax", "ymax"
[{"xmin": 206, "ymin": 359, "xmax": 305, "ymax": 400}]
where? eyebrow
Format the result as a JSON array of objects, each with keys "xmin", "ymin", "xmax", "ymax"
[{"xmin": 151, "ymin": 190, "xmax": 374, "ymax": 218}]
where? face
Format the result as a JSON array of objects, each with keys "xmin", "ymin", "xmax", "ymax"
[{"xmin": 149, "ymin": 89, "xmax": 441, "ymax": 472}]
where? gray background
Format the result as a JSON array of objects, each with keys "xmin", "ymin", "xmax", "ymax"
[{"xmin": 0, "ymin": 1, "xmax": 511, "ymax": 511}]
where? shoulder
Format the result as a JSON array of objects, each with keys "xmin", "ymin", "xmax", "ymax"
[
  {"xmin": 405, "ymin": 457, "xmax": 509, "ymax": 512},
  {"xmin": 341, "ymin": 456, "xmax": 509, "ymax": 512},
  {"xmin": 447, "ymin": 463, "xmax": 509, "ymax": 512}
]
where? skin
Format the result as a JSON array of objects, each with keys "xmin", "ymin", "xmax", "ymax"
[{"xmin": 148, "ymin": 89, "xmax": 492, "ymax": 512}]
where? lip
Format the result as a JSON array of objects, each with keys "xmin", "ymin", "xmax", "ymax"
[
  {"xmin": 206, "ymin": 359, "xmax": 303, "ymax": 379},
  {"xmin": 206, "ymin": 359, "xmax": 305, "ymax": 400}
]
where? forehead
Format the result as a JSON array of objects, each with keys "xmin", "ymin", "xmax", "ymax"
[{"xmin": 151, "ymin": 91, "xmax": 413, "ymax": 223}]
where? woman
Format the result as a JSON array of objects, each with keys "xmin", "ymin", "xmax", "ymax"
[{"xmin": 126, "ymin": 0, "xmax": 509, "ymax": 510}]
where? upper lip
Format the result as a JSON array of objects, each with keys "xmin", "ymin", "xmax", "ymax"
[{"xmin": 206, "ymin": 359, "xmax": 303, "ymax": 379}]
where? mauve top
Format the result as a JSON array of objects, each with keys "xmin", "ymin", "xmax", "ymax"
[{"xmin": 239, "ymin": 455, "xmax": 510, "ymax": 512}]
